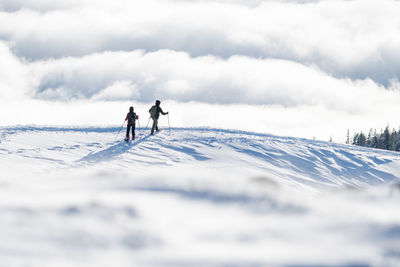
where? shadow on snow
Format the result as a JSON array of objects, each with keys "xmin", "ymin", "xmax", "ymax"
[{"xmin": 78, "ymin": 135, "xmax": 150, "ymax": 163}]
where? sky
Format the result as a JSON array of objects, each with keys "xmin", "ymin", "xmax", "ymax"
[{"xmin": 1, "ymin": 0, "xmax": 400, "ymax": 142}]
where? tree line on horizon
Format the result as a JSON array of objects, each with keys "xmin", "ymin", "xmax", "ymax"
[{"xmin": 347, "ymin": 126, "xmax": 400, "ymax": 151}]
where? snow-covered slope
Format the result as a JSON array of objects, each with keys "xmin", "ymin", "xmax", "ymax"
[{"xmin": 1, "ymin": 126, "xmax": 400, "ymax": 267}]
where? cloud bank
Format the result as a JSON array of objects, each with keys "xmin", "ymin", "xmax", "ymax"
[
  {"xmin": 2, "ymin": 0, "xmax": 400, "ymax": 85},
  {"xmin": 1, "ymin": 0, "xmax": 400, "ymax": 141},
  {"xmin": 28, "ymin": 49, "xmax": 397, "ymax": 113}
]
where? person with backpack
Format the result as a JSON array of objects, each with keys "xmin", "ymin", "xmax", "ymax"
[
  {"xmin": 125, "ymin": 106, "xmax": 139, "ymax": 141},
  {"xmin": 149, "ymin": 100, "xmax": 168, "ymax": 135}
]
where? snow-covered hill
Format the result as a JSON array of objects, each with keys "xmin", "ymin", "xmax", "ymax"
[{"xmin": 1, "ymin": 126, "xmax": 400, "ymax": 267}]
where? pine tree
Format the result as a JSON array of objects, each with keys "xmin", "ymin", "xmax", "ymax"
[
  {"xmin": 378, "ymin": 129, "xmax": 385, "ymax": 149},
  {"xmin": 383, "ymin": 126, "xmax": 391, "ymax": 150},
  {"xmin": 358, "ymin": 132, "xmax": 366, "ymax": 147},
  {"xmin": 349, "ymin": 125, "xmax": 400, "ymax": 152},
  {"xmin": 366, "ymin": 129, "xmax": 373, "ymax": 147},
  {"xmin": 352, "ymin": 133, "xmax": 359, "ymax": 145},
  {"xmin": 372, "ymin": 130, "xmax": 379, "ymax": 148},
  {"xmin": 390, "ymin": 129, "xmax": 397, "ymax": 151}
]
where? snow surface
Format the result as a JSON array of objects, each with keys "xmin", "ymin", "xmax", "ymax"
[{"xmin": 0, "ymin": 126, "xmax": 400, "ymax": 267}]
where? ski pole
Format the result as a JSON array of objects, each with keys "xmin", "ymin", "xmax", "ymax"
[
  {"xmin": 135, "ymin": 119, "xmax": 140, "ymax": 139},
  {"xmin": 145, "ymin": 117, "xmax": 151, "ymax": 131},
  {"xmin": 115, "ymin": 120, "xmax": 125, "ymax": 140},
  {"xmin": 167, "ymin": 113, "xmax": 171, "ymax": 135}
]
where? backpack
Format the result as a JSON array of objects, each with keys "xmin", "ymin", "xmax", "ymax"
[
  {"xmin": 127, "ymin": 112, "xmax": 136, "ymax": 124},
  {"xmin": 149, "ymin": 105, "xmax": 158, "ymax": 118}
]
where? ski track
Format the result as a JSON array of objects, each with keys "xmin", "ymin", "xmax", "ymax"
[{"xmin": 0, "ymin": 126, "xmax": 400, "ymax": 267}]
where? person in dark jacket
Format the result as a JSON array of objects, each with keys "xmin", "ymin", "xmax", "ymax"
[
  {"xmin": 149, "ymin": 100, "xmax": 168, "ymax": 135},
  {"xmin": 125, "ymin": 106, "xmax": 139, "ymax": 140}
]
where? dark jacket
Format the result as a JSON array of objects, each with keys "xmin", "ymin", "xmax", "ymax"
[
  {"xmin": 125, "ymin": 112, "xmax": 138, "ymax": 125},
  {"xmin": 149, "ymin": 105, "xmax": 166, "ymax": 119}
]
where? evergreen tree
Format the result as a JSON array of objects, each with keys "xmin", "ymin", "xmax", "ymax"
[
  {"xmin": 390, "ymin": 129, "xmax": 397, "ymax": 151},
  {"xmin": 366, "ymin": 129, "xmax": 373, "ymax": 147},
  {"xmin": 383, "ymin": 126, "xmax": 391, "ymax": 150},
  {"xmin": 358, "ymin": 132, "xmax": 366, "ymax": 147},
  {"xmin": 372, "ymin": 131, "xmax": 379, "ymax": 149},
  {"xmin": 352, "ymin": 133, "xmax": 359, "ymax": 145},
  {"xmin": 378, "ymin": 129, "xmax": 385, "ymax": 149},
  {"xmin": 349, "ymin": 126, "xmax": 400, "ymax": 152}
]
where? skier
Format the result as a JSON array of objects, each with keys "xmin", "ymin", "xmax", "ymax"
[
  {"xmin": 125, "ymin": 106, "xmax": 139, "ymax": 141},
  {"xmin": 149, "ymin": 100, "xmax": 168, "ymax": 135}
]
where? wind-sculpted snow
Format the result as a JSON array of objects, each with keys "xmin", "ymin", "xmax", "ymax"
[{"xmin": 0, "ymin": 126, "xmax": 400, "ymax": 267}]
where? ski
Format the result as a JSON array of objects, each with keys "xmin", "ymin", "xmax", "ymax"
[{"xmin": 150, "ymin": 129, "xmax": 162, "ymax": 136}]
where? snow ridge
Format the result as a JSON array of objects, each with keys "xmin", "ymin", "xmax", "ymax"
[
  {"xmin": 0, "ymin": 126, "xmax": 400, "ymax": 267},
  {"xmin": 2, "ymin": 126, "xmax": 399, "ymax": 188}
]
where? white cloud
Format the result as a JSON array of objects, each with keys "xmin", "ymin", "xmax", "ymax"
[
  {"xmin": 1, "ymin": 0, "xmax": 400, "ymax": 141},
  {"xmin": 1, "ymin": 0, "xmax": 400, "ymax": 85},
  {"xmin": 0, "ymin": 41, "xmax": 29, "ymax": 100},
  {"xmin": 0, "ymin": 0, "xmax": 80, "ymax": 12},
  {"xmin": 26, "ymin": 49, "xmax": 399, "ymax": 114},
  {"xmin": 91, "ymin": 80, "xmax": 140, "ymax": 101},
  {"xmin": 0, "ymin": 42, "xmax": 399, "ymax": 141}
]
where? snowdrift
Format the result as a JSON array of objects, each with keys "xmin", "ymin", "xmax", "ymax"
[{"xmin": 1, "ymin": 126, "xmax": 399, "ymax": 267}]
